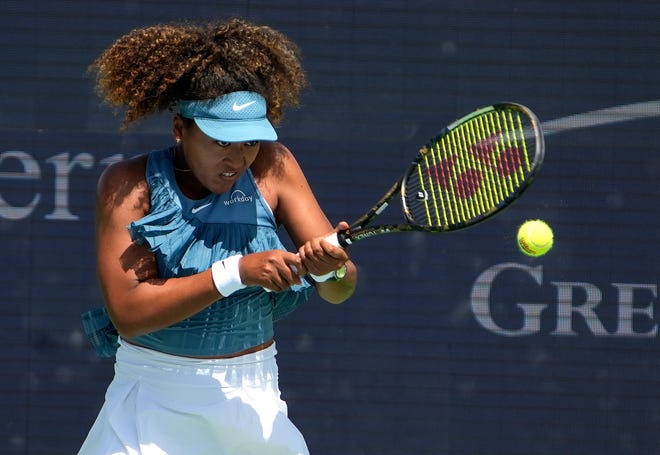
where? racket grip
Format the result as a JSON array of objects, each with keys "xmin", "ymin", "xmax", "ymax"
[
  {"xmin": 325, "ymin": 231, "xmax": 351, "ymax": 248},
  {"xmin": 323, "ymin": 232, "xmax": 341, "ymax": 248}
]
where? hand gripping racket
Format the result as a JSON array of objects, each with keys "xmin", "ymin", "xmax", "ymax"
[{"xmin": 325, "ymin": 102, "xmax": 544, "ymax": 248}]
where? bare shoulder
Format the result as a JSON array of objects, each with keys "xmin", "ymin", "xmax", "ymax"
[
  {"xmin": 96, "ymin": 154, "xmax": 150, "ymax": 216},
  {"xmin": 251, "ymin": 141, "xmax": 300, "ymax": 181},
  {"xmin": 251, "ymin": 141, "xmax": 312, "ymax": 222}
]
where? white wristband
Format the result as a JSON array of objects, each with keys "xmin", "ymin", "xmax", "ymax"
[
  {"xmin": 310, "ymin": 270, "xmax": 336, "ymax": 282},
  {"xmin": 211, "ymin": 255, "xmax": 246, "ymax": 297}
]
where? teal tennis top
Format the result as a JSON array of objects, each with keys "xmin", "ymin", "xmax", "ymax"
[{"xmin": 82, "ymin": 147, "xmax": 314, "ymax": 357}]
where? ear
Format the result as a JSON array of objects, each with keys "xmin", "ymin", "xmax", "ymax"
[{"xmin": 172, "ymin": 114, "xmax": 186, "ymax": 141}]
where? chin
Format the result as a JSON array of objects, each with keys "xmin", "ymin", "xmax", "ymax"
[{"xmin": 208, "ymin": 182, "xmax": 234, "ymax": 195}]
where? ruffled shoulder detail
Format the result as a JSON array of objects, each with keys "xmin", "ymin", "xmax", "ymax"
[{"xmin": 126, "ymin": 165, "xmax": 202, "ymax": 276}]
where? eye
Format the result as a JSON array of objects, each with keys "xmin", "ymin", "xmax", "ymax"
[
  {"xmin": 216, "ymin": 141, "xmax": 231, "ymax": 147},
  {"xmin": 244, "ymin": 140, "xmax": 260, "ymax": 147}
]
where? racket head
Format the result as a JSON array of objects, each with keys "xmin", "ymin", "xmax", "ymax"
[{"xmin": 402, "ymin": 103, "xmax": 544, "ymax": 231}]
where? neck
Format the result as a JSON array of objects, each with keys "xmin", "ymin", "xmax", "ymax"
[
  {"xmin": 170, "ymin": 146, "xmax": 211, "ymax": 200},
  {"xmin": 172, "ymin": 145, "xmax": 192, "ymax": 172}
]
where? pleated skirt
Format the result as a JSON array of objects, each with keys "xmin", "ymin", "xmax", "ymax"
[{"xmin": 78, "ymin": 339, "xmax": 309, "ymax": 455}]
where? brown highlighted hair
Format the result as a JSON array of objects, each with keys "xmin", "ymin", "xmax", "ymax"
[{"xmin": 90, "ymin": 19, "xmax": 306, "ymax": 129}]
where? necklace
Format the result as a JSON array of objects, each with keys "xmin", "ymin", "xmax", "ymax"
[{"xmin": 173, "ymin": 145, "xmax": 192, "ymax": 172}]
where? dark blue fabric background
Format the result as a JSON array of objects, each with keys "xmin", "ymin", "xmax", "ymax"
[{"xmin": 1, "ymin": 1, "xmax": 659, "ymax": 453}]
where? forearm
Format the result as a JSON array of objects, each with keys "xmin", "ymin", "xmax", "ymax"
[
  {"xmin": 104, "ymin": 269, "xmax": 220, "ymax": 339},
  {"xmin": 103, "ymin": 250, "xmax": 303, "ymax": 337}
]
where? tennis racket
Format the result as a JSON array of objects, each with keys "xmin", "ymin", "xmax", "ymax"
[{"xmin": 325, "ymin": 102, "xmax": 544, "ymax": 248}]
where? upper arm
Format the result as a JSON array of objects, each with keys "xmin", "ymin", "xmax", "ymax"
[
  {"xmin": 95, "ymin": 156, "xmax": 155, "ymax": 314},
  {"xmin": 263, "ymin": 143, "xmax": 334, "ymax": 247}
]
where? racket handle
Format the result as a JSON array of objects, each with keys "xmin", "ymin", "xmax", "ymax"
[
  {"xmin": 323, "ymin": 232, "xmax": 341, "ymax": 248},
  {"xmin": 326, "ymin": 231, "xmax": 351, "ymax": 248}
]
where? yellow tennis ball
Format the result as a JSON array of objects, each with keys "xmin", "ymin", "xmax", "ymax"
[{"xmin": 517, "ymin": 219, "xmax": 553, "ymax": 257}]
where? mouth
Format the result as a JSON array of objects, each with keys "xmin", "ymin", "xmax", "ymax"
[{"xmin": 220, "ymin": 171, "xmax": 238, "ymax": 178}]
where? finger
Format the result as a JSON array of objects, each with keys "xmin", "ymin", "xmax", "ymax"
[
  {"xmin": 335, "ymin": 220, "xmax": 350, "ymax": 231},
  {"xmin": 281, "ymin": 259, "xmax": 305, "ymax": 286},
  {"xmin": 285, "ymin": 253, "xmax": 307, "ymax": 276},
  {"xmin": 319, "ymin": 239, "xmax": 349, "ymax": 262}
]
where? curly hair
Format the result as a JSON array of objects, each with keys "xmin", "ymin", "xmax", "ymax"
[{"xmin": 89, "ymin": 18, "xmax": 307, "ymax": 129}]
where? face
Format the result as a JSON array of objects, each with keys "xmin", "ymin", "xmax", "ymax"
[{"xmin": 174, "ymin": 116, "xmax": 261, "ymax": 195}]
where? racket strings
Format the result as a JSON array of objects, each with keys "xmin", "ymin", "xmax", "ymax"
[{"xmin": 406, "ymin": 108, "xmax": 534, "ymax": 229}]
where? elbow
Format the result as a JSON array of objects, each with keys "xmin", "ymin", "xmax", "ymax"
[
  {"xmin": 327, "ymin": 286, "xmax": 356, "ymax": 304},
  {"xmin": 324, "ymin": 295, "xmax": 351, "ymax": 305},
  {"xmin": 106, "ymin": 304, "xmax": 152, "ymax": 339},
  {"xmin": 321, "ymin": 263, "xmax": 357, "ymax": 304},
  {"xmin": 109, "ymin": 316, "xmax": 147, "ymax": 340},
  {"xmin": 317, "ymin": 279, "xmax": 357, "ymax": 304}
]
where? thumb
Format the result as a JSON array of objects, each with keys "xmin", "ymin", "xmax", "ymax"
[{"xmin": 335, "ymin": 220, "xmax": 350, "ymax": 231}]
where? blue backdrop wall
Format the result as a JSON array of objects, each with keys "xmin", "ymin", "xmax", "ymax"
[{"xmin": 1, "ymin": 1, "xmax": 659, "ymax": 454}]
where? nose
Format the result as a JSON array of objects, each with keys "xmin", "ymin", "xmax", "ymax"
[{"xmin": 224, "ymin": 144, "xmax": 248, "ymax": 164}]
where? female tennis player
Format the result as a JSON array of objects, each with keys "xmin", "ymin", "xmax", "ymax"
[{"xmin": 79, "ymin": 18, "xmax": 357, "ymax": 455}]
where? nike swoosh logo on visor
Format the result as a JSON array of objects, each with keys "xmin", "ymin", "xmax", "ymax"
[
  {"xmin": 191, "ymin": 202, "xmax": 212, "ymax": 214},
  {"xmin": 232, "ymin": 101, "xmax": 257, "ymax": 111}
]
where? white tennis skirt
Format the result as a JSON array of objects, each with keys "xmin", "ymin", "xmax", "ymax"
[{"xmin": 78, "ymin": 339, "xmax": 309, "ymax": 455}]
